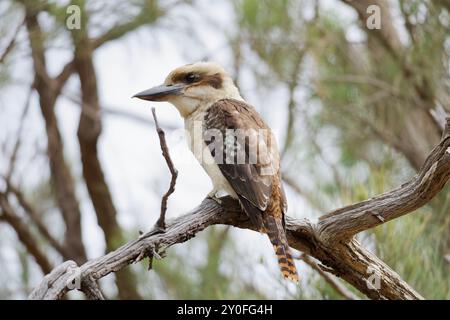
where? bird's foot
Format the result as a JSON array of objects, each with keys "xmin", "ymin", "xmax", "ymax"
[{"xmin": 208, "ymin": 190, "xmax": 223, "ymax": 205}]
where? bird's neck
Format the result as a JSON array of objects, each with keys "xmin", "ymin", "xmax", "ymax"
[
  {"xmin": 184, "ymin": 101, "xmax": 210, "ymax": 123},
  {"xmin": 171, "ymin": 77, "xmax": 244, "ymax": 119},
  {"xmin": 183, "ymin": 93, "xmax": 243, "ymax": 121}
]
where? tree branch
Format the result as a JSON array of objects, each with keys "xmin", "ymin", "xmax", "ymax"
[
  {"xmin": 297, "ymin": 253, "xmax": 360, "ymax": 300},
  {"xmin": 29, "ymin": 118, "xmax": 450, "ymax": 300},
  {"xmin": 29, "ymin": 261, "xmax": 77, "ymax": 300},
  {"xmin": 53, "ymin": 60, "xmax": 76, "ymax": 96},
  {"xmin": 91, "ymin": 1, "xmax": 162, "ymax": 49},
  {"xmin": 151, "ymin": 108, "xmax": 178, "ymax": 230},
  {"xmin": 318, "ymin": 118, "xmax": 450, "ymax": 242}
]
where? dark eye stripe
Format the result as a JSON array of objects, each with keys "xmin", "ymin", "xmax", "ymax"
[
  {"xmin": 185, "ymin": 73, "xmax": 199, "ymax": 83},
  {"xmin": 171, "ymin": 72, "xmax": 223, "ymax": 89},
  {"xmin": 203, "ymin": 73, "xmax": 222, "ymax": 89}
]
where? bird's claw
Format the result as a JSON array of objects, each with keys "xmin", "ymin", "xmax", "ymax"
[
  {"xmin": 207, "ymin": 190, "xmax": 224, "ymax": 205},
  {"xmin": 210, "ymin": 195, "xmax": 223, "ymax": 205}
]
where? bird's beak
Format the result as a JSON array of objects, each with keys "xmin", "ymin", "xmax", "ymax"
[{"xmin": 132, "ymin": 83, "xmax": 185, "ymax": 101}]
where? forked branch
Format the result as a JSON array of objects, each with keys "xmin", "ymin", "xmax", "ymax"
[{"xmin": 29, "ymin": 118, "xmax": 450, "ymax": 300}]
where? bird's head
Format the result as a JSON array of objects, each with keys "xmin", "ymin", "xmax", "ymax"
[{"xmin": 133, "ymin": 62, "xmax": 241, "ymax": 117}]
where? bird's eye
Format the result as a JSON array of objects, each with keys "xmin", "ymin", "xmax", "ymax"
[{"xmin": 185, "ymin": 73, "xmax": 198, "ymax": 83}]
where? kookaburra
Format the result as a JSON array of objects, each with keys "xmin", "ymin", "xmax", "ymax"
[{"xmin": 134, "ymin": 62, "xmax": 298, "ymax": 282}]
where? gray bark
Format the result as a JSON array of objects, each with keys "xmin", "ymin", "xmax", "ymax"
[{"xmin": 29, "ymin": 118, "xmax": 450, "ymax": 300}]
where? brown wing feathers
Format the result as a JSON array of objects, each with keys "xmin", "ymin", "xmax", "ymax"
[{"xmin": 203, "ymin": 98, "xmax": 299, "ymax": 283}]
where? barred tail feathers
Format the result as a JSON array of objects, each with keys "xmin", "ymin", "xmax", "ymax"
[{"xmin": 264, "ymin": 215, "xmax": 299, "ymax": 283}]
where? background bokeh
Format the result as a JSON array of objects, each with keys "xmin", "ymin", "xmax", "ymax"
[{"xmin": 0, "ymin": 0, "xmax": 449, "ymax": 299}]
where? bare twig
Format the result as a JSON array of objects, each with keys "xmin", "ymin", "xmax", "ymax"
[
  {"xmin": 151, "ymin": 108, "xmax": 178, "ymax": 230},
  {"xmin": 297, "ymin": 253, "xmax": 360, "ymax": 300},
  {"xmin": 4, "ymin": 86, "xmax": 33, "ymax": 183},
  {"xmin": 281, "ymin": 54, "xmax": 303, "ymax": 156}
]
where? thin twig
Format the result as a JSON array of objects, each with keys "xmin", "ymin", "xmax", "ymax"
[
  {"xmin": 297, "ymin": 253, "xmax": 360, "ymax": 300},
  {"xmin": 151, "ymin": 107, "xmax": 178, "ymax": 230},
  {"xmin": 4, "ymin": 87, "xmax": 33, "ymax": 183},
  {"xmin": 0, "ymin": 17, "xmax": 24, "ymax": 64}
]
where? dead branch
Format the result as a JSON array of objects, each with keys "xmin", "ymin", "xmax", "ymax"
[
  {"xmin": 29, "ymin": 117, "xmax": 450, "ymax": 300},
  {"xmin": 151, "ymin": 108, "xmax": 178, "ymax": 230},
  {"xmin": 29, "ymin": 261, "xmax": 77, "ymax": 300},
  {"xmin": 297, "ymin": 253, "xmax": 360, "ymax": 300},
  {"xmin": 317, "ymin": 117, "xmax": 450, "ymax": 242}
]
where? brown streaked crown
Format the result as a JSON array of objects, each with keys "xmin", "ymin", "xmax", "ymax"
[{"xmin": 165, "ymin": 62, "xmax": 225, "ymax": 89}]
